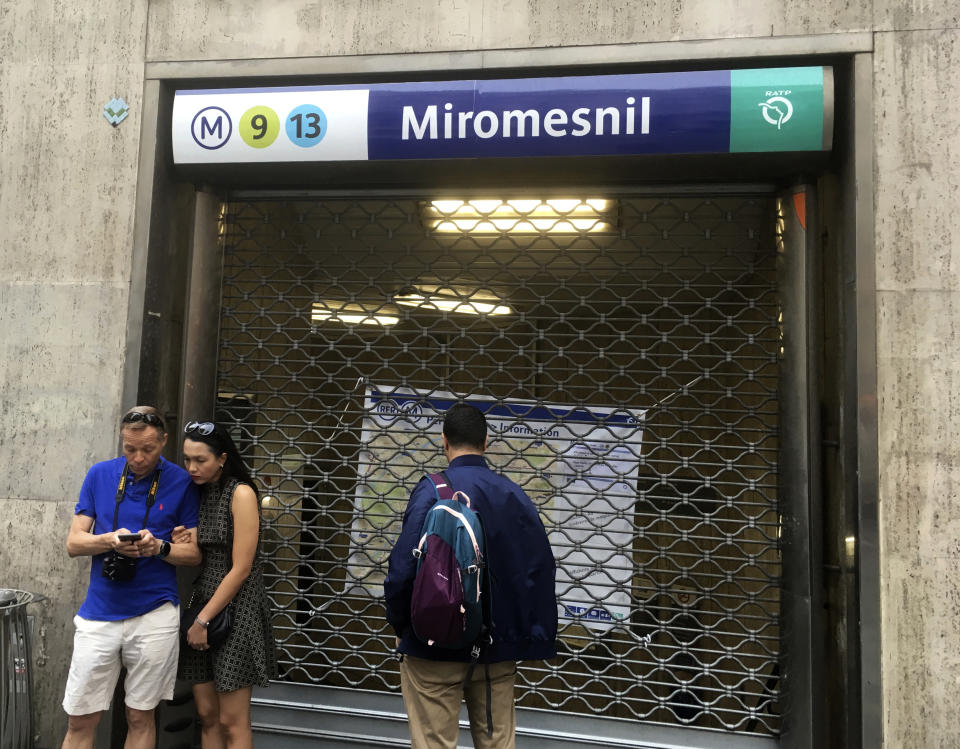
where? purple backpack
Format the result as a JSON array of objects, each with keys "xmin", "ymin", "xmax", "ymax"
[{"xmin": 410, "ymin": 473, "xmax": 486, "ymax": 649}]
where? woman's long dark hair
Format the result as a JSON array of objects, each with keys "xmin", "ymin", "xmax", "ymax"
[{"xmin": 185, "ymin": 422, "xmax": 259, "ymax": 499}]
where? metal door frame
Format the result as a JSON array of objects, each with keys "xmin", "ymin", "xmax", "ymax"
[
  {"xmin": 188, "ymin": 185, "xmax": 800, "ymax": 748},
  {"xmin": 122, "ymin": 35, "xmax": 879, "ymax": 749}
]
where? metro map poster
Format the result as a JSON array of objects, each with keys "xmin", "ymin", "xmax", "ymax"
[{"xmin": 345, "ymin": 386, "xmax": 645, "ymax": 632}]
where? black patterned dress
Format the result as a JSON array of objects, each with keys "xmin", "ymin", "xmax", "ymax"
[{"xmin": 179, "ymin": 477, "xmax": 278, "ymax": 692}]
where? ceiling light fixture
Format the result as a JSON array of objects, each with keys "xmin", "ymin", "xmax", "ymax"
[
  {"xmin": 394, "ymin": 290, "xmax": 513, "ymax": 316},
  {"xmin": 423, "ymin": 198, "xmax": 616, "ymax": 234},
  {"xmin": 311, "ymin": 301, "xmax": 399, "ymax": 327}
]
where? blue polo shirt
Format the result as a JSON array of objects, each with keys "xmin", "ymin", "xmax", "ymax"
[{"xmin": 75, "ymin": 455, "xmax": 200, "ymax": 620}]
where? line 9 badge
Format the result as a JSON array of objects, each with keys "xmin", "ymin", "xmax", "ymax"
[{"xmin": 239, "ymin": 106, "xmax": 280, "ymax": 148}]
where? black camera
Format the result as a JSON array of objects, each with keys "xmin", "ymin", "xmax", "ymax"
[{"xmin": 101, "ymin": 551, "xmax": 137, "ymax": 582}]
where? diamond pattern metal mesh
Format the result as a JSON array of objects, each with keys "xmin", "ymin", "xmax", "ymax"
[{"xmin": 215, "ymin": 195, "xmax": 781, "ymax": 736}]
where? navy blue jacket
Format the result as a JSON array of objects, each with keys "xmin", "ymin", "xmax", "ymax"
[{"xmin": 384, "ymin": 453, "xmax": 558, "ymax": 663}]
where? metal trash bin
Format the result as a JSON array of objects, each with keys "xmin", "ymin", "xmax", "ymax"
[{"xmin": 0, "ymin": 589, "xmax": 46, "ymax": 749}]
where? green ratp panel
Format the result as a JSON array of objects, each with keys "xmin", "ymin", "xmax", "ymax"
[{"xmin": 730, "ymin": 67, "xmax": 825, "ymax": 153}]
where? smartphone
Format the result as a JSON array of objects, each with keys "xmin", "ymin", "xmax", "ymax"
[{"xmin": 117, "ymin": 533, "xmax": 142, "ymax": 542}]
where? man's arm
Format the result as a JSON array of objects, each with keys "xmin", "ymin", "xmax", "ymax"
[
  {"xmin": 383, "ymin": 478, "xmax": 434, "ymax": 636},
  {"xmin": 138, "ymin": 527, "xmax": 202, "ymax": 566},
  {"xmin": 144, "ymin": 479, "xmax": 203, "ymax": 565},
  {"xmin": 165, "ymin": 526, "xmax": 202, "ymax": 566},
  {"xmin": 66, "ymin": 513, "xmax": 138, "ymax": 558}
]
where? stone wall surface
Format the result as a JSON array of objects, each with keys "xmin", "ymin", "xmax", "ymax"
[
  {"xmin": 873, "ymin": 1, "xmax": 959, "ymax": 31},
  {"xmin": 145, "ymin": 0, "xmax": 877, "ymax": 61},
  {"xmin": 0, "ymin": 0, "xmax": 148, "ymax": 744},
  {"xmin": 874, "ymin": 26, "xmax": 960, "ymax": 749}
]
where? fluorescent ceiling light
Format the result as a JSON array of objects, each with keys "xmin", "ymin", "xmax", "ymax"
[
  {"xmin": 394, "ymin": 291, "xmax": 513, "ymax": 316},
  {"xmin": 311, "ymin": 301, "xmax": 398, "ymax": 327},
  {"xmin": 423, "ymin": 198, "xmax": 616, "ymax": 234}
]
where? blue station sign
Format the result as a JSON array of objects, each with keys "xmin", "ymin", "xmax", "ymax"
[{"xmin": 172, "ymin": 67, "xmax": 832, "ymax": 164}]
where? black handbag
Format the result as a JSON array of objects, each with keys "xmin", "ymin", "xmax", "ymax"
[{"xmin": 181, "ymin": 599, "xmax": 234, "ymax": 650}]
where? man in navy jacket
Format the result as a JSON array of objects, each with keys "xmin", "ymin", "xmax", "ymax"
[{"xmin": 384, "ymin": 403, "xmax": 557, "ymax": 749}]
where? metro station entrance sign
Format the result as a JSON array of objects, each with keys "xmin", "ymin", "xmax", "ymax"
[{"xmin": 172, "ymin": 66, "xmax": 832, "ymax": 164}]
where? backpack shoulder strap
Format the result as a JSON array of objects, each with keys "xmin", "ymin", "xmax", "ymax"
[{"xmin": 427, "ymin": 472, "xmax": 455, "ymax": 501}]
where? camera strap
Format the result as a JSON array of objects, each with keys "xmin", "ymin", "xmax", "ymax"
[{"xmin": 111, "ymin": 466, "xmax": 162, "ymax": 532}]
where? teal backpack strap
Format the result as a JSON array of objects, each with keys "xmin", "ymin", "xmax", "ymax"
[{"xmin": 427, "ymin": 472, "xmax": 455, "ymax": 501}]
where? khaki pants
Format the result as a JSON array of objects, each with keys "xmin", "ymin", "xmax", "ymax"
[{"xmin": 400, "ymin": 655, "xmax": 517, "ymax": 749}]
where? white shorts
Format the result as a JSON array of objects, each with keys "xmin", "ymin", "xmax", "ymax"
[{"xmin": 62, "ymin": 602, "xmax": 180, "ymax": 715}]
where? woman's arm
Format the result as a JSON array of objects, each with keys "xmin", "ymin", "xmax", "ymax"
[{"xmin": 187, "ymin": 484, "xmax": 260, "ymax": 646}]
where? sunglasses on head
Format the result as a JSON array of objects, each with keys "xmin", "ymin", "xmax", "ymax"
[
  {"xmin": 122, "ymin": 412, "xmax": 165, "ymax": 429},
  {"xmin": 184, "ymin": 421, "xmax": 215, "ymax": 436}
]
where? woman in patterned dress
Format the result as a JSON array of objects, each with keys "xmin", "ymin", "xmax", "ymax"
[{"xmin": 174, "ymin": 421, "xmax": 277, "ymax": 748}]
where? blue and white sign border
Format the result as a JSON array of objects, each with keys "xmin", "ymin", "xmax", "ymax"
[{"xmin": 173, "ymin": 67, "xmax": 831, "ymax": 164}]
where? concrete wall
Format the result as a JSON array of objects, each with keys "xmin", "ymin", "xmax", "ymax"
[
  {"xmin": 874, "ymin": 22, "xmax": 960, "ymax": 749},
  {"xmin": 144, "ymin": 0, "xmax": 877, "ymax": 59},
  {"xmin": 2, "ymin": 0, "xmax": 958, "ymax": 746},
  {"xmin": 0, "ymin": 0, "xmax": 148, "ymax": 743}
]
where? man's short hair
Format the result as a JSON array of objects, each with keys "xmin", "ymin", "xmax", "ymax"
[
  {"xmin": 443, "ymin": 404, "xmax": 487, "ymax": 451},
  {"xmin": 120, "ymin": 406, "xmax": 166, "ymax": 436}
]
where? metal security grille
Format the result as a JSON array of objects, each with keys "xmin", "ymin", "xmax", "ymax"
[{"xmin": 215, "ymin": 194, "xmax": 781, "ymax": 737}]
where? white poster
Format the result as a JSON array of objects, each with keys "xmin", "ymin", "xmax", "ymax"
[{"xmin": 345, "ymin": 386, "xmax": 644, "ymax": 632}]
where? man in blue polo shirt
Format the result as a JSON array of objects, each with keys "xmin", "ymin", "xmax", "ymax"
[
  {"xmin": 384, "ymin": 403, "xmax": 557, "ymax": 749},
  {"xmin": 62, "ymin": 406, "xmax": 201, "ymax": 749}
]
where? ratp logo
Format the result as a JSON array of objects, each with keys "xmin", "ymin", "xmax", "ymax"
[
  {"xmin": 758, "ymin": 90, "xmax": 794, "ymax": 130},
  {"xmin": 375, "ymin": 399, "xmax": 424, "ymax": 422},
  {"xmin": 191, "ymin": 106, "xmax": 232, "ymax": 150}
]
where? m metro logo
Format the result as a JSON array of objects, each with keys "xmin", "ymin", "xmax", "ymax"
[{"xmin": 191, "ymin": 106, "xmax": 232, "ymax": 150}]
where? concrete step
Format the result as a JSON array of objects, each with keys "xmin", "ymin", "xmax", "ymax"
[{"xmin": 251, "ymin": 683, "xmax": 779, "ymax": 749}]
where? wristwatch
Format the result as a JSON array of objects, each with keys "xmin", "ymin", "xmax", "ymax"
[{"xmin": 158, "ymin": 540, "xmax": 171, "ymax": 558}]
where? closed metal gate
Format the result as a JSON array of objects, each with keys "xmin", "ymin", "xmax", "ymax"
[{"xmin": 214, "ymin": 194, "xmax": 782, "ymax": 739}]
